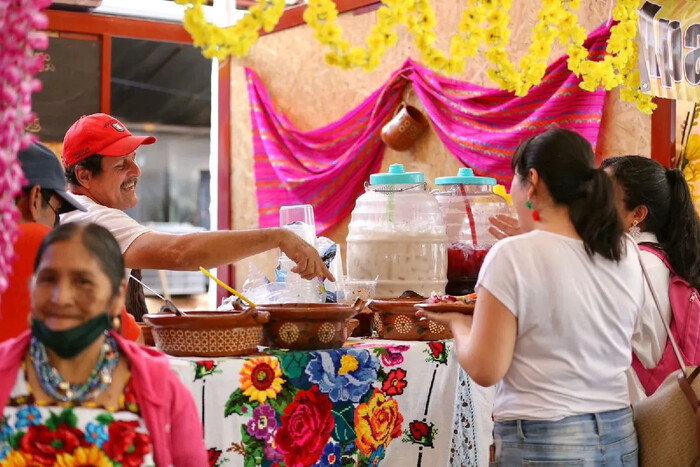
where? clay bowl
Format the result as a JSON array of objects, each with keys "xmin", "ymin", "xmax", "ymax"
[
  {"xmin": 255, "ymin": 303, "xmax": 358, "ymax": 350},
  {"xmin": 143, "ymin": 307, "xmax": 269, "ymax": 357},
  {"xmin": 137, "ymin": 322, "xmax": 155, "ymax": 346},
  {"xmin": 367, "ymin": 297, "xmax": 453, "ymax": 341}
]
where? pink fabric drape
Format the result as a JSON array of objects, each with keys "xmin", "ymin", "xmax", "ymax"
[{"xmin": 247, "ymin": 24, "xmax": 610, "ymax": 234}]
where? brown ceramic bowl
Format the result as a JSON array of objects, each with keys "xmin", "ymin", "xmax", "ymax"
[
  {"xmin": 367, "ymin": 298, "xmax": 452, "ymax": 340},
  {"xmin": 137, "ymin": 322, "xmax": 155, "ymax": 347},
  {"xmin": 255, "ymin": 303, "xmax": 358, "ymax": 350},
  {"xmin": 143, "ymin": 308, "xmax": 269, "ymax": 357}
]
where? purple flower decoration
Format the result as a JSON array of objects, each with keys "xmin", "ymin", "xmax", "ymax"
[
  {"xmin": 264, "ymin": 429, "xmax": 285, "ymax": 462},
  {"xmin": 381, "ymin": 345, "xmax": 409, "ymax": 366},
  {"xmin": 246, "ymin": 404, "xmax": 277, "ymax": 441}
]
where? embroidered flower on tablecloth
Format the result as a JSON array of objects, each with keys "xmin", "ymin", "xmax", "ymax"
[
  {"xmin": 404, "ymin": 419, "xmax": 437, "ymax": 448},
  {"xmin": 313, "ymin": 441, "xmax": 342, "ymax": 467},
  {"xmin": 381, "ymin": 368, "xmax": 407, "ymax": 396},
  {"xmin": 264, "ymin": 430, "xmax": 285, "ymax": 462},
  {"xmin": 240, "ymin": 356, "xmax": 286, "ymax": 404},
  {"xmin": 376, "ymin": 345, "xmax": 409, "ymax": 367},
  {"xmin": 355, "ymin": 390, "xmax": 403, "ymax": 457},
  {"xmin": 275, "ymin": 386, "xmax": 334, "ymax": 467},
  {"xmin": 194, "ymin": 360, "xmax": 219, "ymax": 380},
  {"xmin": 14, "ymin": 405, "xmax": 42, "ymax": 429},
  {"xmin": 54, "ymin": 445, "xmax": 112, "ymax": 467},
  {"xmin": 425, "ymin": 341, "xmax": 449, "ymax": 364},
  {"xmin": 305, "ymin": 348, "xmax": 380, "ymax": 403},
  {"xmin": 246, "ymin": 404, "xmax": 278, "ymax": 441},
  {"xmin": 207, "ymin": 447, "xmax": 222, "ymax": 467},
  {"xmin": 84, "ymin": 422, "xmax": 108, "ymax": 448},
  {"xmin": 103, "ymin": 420, "xmax": 151, "ymax": 467}
]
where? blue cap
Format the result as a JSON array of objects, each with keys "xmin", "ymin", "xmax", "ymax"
[
  {"xmin": 369, "ymin": 164, "xmax": 425, "ymax": 185},
  {"xmin": 18, "ymin": 142, "xmax": 86, "ymax": 214},
  {"xmin": 435, "ymin": 167, "xmax": 496, "ymax": 186}
]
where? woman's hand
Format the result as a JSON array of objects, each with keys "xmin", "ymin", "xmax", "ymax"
[
  {"xmin": 488, "ymin": 214, "xmax": 522, "ymax": 240},
  {"xmin": 278, "ymin": 230, "xmax": 335, "ymax": 281}
]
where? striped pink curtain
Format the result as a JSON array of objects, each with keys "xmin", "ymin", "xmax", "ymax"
[{"xmin": 247, "ymin": 23, "xmax": 610, "ymax": 234}]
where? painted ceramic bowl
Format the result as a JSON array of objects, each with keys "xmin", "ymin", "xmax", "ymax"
[
  {"xmin": 143, "ymin": 307, "xmax": 269, "ymax": 357},
  {"xmin": 367, "ymin": 298, "xmax": 453, "ymax": 340},
  {"xmin": 255, "ymin": 303, "xmax": 359, "ymax": 350}
]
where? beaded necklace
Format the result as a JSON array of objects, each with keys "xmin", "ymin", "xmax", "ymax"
[{"xmin": 30, "ymin": 332, "xmax": 119, "ymax": 403}]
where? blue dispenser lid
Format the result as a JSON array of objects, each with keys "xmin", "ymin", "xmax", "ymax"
[
  {"xmin": 369, "ymin": 164, "xmax": 425, "ymax": 185},
  {"xmin": 435, "ymin": 167, "xmax": 496, "ymax": 186}
]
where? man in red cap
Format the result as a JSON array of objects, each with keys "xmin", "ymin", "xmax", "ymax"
[{"xmin": 61, "ymin": 114, "xmax": 333, "ymax": 293}]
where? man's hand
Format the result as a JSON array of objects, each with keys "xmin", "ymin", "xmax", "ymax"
[
  {"xmin": 488, "ymin": 214, "xmax": 522, "ymax": 240},
  {"xmin": 279, "ymin": 230, "xmax": 335, "ymax": 281}
]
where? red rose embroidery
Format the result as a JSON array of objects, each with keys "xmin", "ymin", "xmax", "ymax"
[
  {"xmin": 198, "ymin": 360, "xmax": 216, "ymax": 371},
  {"xmin": 19, "ymin": 424, "xmax": 86, "ymax": 465},
  {"xmin": 409, "ymin": 420, "xmax": 429, "ymax": 440},
  {"xmin": 381, "ymin": 368, "xmax": 407, "ymax": 396},
  {"xmin": 103, "ymin": 420, "xmax": 152, "ymax": 467},
  {"xmin": 428, "ymin": 342, "xmax": 445, "ymax": 359},
  {"xmin": 274, "ymin": 386, "xmax": 334, "ymax": 467},
  {"xmin": 208, "ymin": 447, "xmax": 222, "ymax": 466}
]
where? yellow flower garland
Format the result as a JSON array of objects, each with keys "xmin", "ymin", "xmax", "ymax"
[
  {"xmin": 176, "ymin": 0, "xmax": 655, "ymax": 114},
  {"xmin": 175, "ymin": 0, "xmax": 286, "ymax": 60}
]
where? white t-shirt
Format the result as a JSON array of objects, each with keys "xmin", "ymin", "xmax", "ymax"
[
  {"xmin": 626, "ymin": 232, "xmax": 671, "ymax": 404},
  {"xmin": 60, "ymin": 194, "xmax": 151, "ymax": 278},
  {"xmin": 476, "ymin": 230, "xmax": 645, "ymax": 421}
]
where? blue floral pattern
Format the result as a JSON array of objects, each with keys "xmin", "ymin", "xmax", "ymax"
[
  {"xmin": 85, "ymin": 421, "xmax": 108, "ymax": 448},
  {"xmin": 314, "ymin": 441, "xmax": 342, "ymax": 467},
  {"xmin": 14, "ymin": 405, "xmax": 42, "ymax": 429},
  {"xmin": 305, "ymin": 348, "xmax": 380, "ymax": 403}
]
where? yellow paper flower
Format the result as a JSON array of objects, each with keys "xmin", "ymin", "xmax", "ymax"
[
  {"xmin": 55, "ymin": 446, "xmax": 113, "ymax": 467},
  {"xmin": 240, "ymin": 356, "xmax": 285, "ymax": 404}
]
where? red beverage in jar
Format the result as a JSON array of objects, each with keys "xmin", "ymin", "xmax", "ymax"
[{"xmin": 446, "ymin": 243, "xmax": 490, "ymax": 295}]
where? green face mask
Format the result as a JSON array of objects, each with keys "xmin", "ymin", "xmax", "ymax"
[{"xmin": 31, "ymin": 312, "xmax": 112, "ymax": 359}]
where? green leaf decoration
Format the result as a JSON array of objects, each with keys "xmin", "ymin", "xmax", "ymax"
[
  {"xmin": 372, "ymin": 347, "xmax": 388, "ymax": 358},
  {"xmin": 225, "ymin": 389, "xmax": 251, "ymax": 417},
  {"xmin": 59, "ymin": 408, "xmax": 78, "ymax": 428},
  {"xmin": 279, "ymin": 352, "xmax": 310, "ymax": 380},
  {"xmin": 9, "ymin": 431, "xmax": 25, "ymax": 450},
  {"xmin": 96, "ymin": 413, "xmax": 115, "ymax": 426},
  {"xmin": 341, "ymin": 456, "xmax": 356, "ymax": 467},
  {"xmin": 376, "ymin": 368, "xmax": 388, "ymax": 383},
  {"xmin": 46, "ymin": 412, "xmax": 61, "ymax": 431},
  {"xmin": 240, "ymin": 424, "xmax": 253, "ymax": 446},
  {"xmin": 331, "ymin": 402, "xmax": 357, "ymax": 444},
  {"xmin": 244, "ymin": 444, "xmax": 265, "ymax": 467},
  {"xmin": 268, "ymin": 386, "xmax": 298, "ymax": 414}
]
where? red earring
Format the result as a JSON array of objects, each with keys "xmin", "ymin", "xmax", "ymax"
[{"xmin": 525, "ymin": 200, "xmax": 540, "ymax": 222}]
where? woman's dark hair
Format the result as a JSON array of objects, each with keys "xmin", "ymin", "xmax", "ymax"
[
  {"xmin": 64, "ymin": 154, "xmax": 104, "ymax": 186},
  {"xmin": 601, "ymin": 156, "xmax": 700, "ymax": 289},
  {"xmin": 34, "ymin": 222, "xmax": 125, "ymax": 297},
  {"xmin": 512, "ymin": 128, "xmax": 623, "ymax": 261}
]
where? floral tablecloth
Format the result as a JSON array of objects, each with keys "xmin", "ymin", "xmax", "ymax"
[{"xmin": 167, "ymin": 339, "xmax": 492, "ymax": 467}]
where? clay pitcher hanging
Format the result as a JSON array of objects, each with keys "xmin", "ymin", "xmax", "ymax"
[{"xmin": 380, "ymin": 103, "xmax": 429, "ymax": 152}]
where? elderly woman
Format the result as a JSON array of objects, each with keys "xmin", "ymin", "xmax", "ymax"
[{"xmin": 0, "ymin": 223, "xmax": 207, "ymax": 466}]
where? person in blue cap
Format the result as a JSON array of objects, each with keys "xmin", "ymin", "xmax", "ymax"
[{"xmin": 1, "ymin": 143, "xmax": 86, "ymax": 342}]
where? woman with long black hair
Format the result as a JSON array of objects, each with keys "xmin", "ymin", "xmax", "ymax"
[
  {"xmin": 421, "ymin": 129, "xmax": 645, "ymax": 465},
  {"xmin": 601, "ymin": 156, "xmax": 700, "ymax": 402}
]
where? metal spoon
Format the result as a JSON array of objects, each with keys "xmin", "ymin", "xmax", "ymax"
[{"xmin": 129, "ymin": 274, "xmax": 185, "ymax": 316}]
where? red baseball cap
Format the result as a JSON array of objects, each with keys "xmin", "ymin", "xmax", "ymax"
[{"xmin": 62, "ymin": 113, "xmax": 156, "ymax": 167}]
